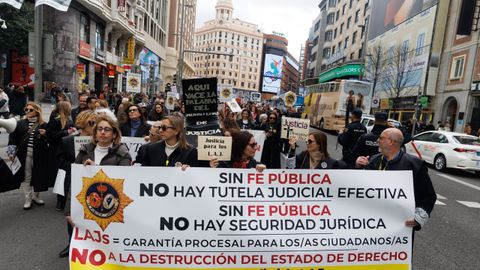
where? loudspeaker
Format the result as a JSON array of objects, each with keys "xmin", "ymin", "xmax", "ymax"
[{"xmin": 0, "ymin": 118, "xmax": 17, "ymax": 133}]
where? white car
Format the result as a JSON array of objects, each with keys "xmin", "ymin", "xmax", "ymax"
[
  {"xmin": 405, "ymin": 131, "xmax": 480, "ymax": 174},
  {"xmin": 361, "ymin": 115, "xmax": 402, "ymax": 133}
]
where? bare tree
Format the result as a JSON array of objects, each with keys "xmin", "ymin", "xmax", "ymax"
[{"xmin": 364, "ymin": 43, "xmax": 385, "ymax": 101}]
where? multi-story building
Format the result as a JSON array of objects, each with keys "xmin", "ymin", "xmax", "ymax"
[
  {"xmin": 434, "ymin": 0, "xmax": 480, "ymax": 133},
  {"xmin": 304, "ymin": 12, "xmax": 322, "ymax": 84},
  {"xmin": 43, "ymin": 0, "xmax": 170, "ymax": 99},
  {"xmin": 367, "ymin": 0, "xmax": 449, "ymax": 122},
  {"xmin": 164, "ymin": 0, "xmax": 197, "ymax": 88},
  {"xmin": 193, "ymin": 0, "xmax": 263, "ymax": 99}
]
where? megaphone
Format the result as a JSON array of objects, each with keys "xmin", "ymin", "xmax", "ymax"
[{"xmin": 0, "ymin": 118, "xmax": 17, "ymax": 133}]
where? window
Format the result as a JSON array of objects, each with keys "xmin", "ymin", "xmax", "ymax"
[
  {"xmin": 347, "ymin": 17, "xmax": 351, "ymax": 28},
  {"xmin": 80, "ymin": 13, "xmax": 90, "ymax": 43},
  {"xmin": 323, "ymin": 47, "xmax": 331, "ymax": 58},
  {"xmin": 340, "ymin": 23, "xmax": 344, "ymax": 34},
  {"xmin": 355, "ymin": 10, "xmax": 360, "ymax": 23},
  {"xmin": 342, "ymin": 4, "xmax": 346, "ymax": 15},
  {"xmin": 450, "ymin": 55, "xmax": 465, "ymax": 79},
  {"xmin": 413, "ymin": 132, "xmax": 433, "ymax": 142},
  {"xmin": 334, "ymin": 28, "xmax": 338, "ymax": 38},
  {"xmin": 352, "ymin": 31, "xmax": 357, "ymax": 44},
  {"xmin": 95, "ymin": 24, "xmax": 105, "ymax": 50},
  {"xmin": 349, "ymin": 0, "xmax": 353, "ymax": 8},
  {"xmin": 344, "ymin": 37, "xmax": 349, "ymax": 49},
  {"xmin": 401, "ymin": 40, "xmax": 409, "ymax": 61},
  {"xmin": 325, "ymin": 31, "xmax": 333, "ymax": 41},
  {"xmin": 415, "ymin": 33, "xmax": 425, "ymax": 56},
  {"xmin": 327, "ymin": 13, "xmax": 335, "ymax": 24},
  {"xmin": 336, "ymin": 10, "xmax": 340, "ymax": 21}
]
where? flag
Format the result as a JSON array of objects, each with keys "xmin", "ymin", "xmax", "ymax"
[
  {"xmin": 0, "ymin": 0, "xmax": 23, "ymax": 9},
  {"xmin": 35, "ymin": 0, "xmax": 72, "ymax": 12}
]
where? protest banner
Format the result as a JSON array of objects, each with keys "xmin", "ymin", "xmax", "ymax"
[
  {"xmin": 197, "ymin": 136, "xmax": 232, "ymax": 161},
  {"xmin": 218, "ymin": 84, "xmax": 234, "ymax": 102},
  {"xmin": 126, "ymin": 73, "xmax": 142, "ymax": 93},
  {"xmin": 182, "ymin": 78, "xmax": 222, "ymax": 146},
  {"xmin": 71, "ymin": 166, "xmax": 414, "ymax": 269},
  {"xmin": 74, "ymin": 136, "xmax": 147, "ymax": 161},
  {"xmin": 244, "ymin": 129, "xmax": 265, "ymax": 162},
  {"xmin": 166, "ymin": 92, "xmax": 176, "ymax": 111},
  {"xmin": 281, "ymin": 117, "xmax": 310, "ymax": 141},
  {"xmin": 226, "ymin": 99, "xmax": 242, "ymax": 113}
]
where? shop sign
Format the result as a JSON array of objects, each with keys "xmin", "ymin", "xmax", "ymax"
[
  {"xmin": 79, "ymin": 41, "xmax": 91, "ymax": 58},
  {"xmin": 318, "ymin": 63, "xmax": 363, "ymax": 83},
  {"xmin": 123, "ymin": 38, "xmax": 135, "ymax": 64},
  {"xmin": 107, "ymin": 64, "xmax": 115, "ymax": 78}
]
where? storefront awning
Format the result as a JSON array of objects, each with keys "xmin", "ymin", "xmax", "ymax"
[{"xmin": 78, "ymin": 55, "xmax": 107, "ymax": 67}]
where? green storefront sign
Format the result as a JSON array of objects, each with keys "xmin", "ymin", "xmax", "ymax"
[{"xmin": 318, "ymin": 64, "xmax": 363, "ymax": 83}]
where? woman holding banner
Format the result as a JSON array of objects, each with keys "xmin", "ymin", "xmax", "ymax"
[
  {"xmin": 136, "ymin": 115, "xmax": 198, "ymax": 168},
  {"xmin": 120, "ymin": 104, "xmax": 151, "ymax": 137},
  {"xmin": 210, "ymin": 131, "xmax": 266, "ymax": 172},
  {"xmin": 75, "ymin": 114, "xmax": 132, "ymax": 166},
  {"xmin": 287, "ymin": 131, "xmax": 346, "ymax": 169}
]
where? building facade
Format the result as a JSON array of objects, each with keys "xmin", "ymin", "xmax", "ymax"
[
  {"xmin": 434, "ymin": 0, "xmax": 480, "ymax": 133},
  {"xmin": 193, "ymin": 0, "xmax": 263, "ymax": 96}
]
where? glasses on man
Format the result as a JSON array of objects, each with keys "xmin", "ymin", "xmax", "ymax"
[
  {"xmin": 96, "ymin": 127, "xmax": 113, "ymax": 132},
  {"xmin": 158, "ymin": 125, "xmax": 174, "ymax": 131},
  {"xmin": 306, "ymin": 139, "xmax": 316, "ymax": 145},
  {"xmin": 24, "ymin": 108, "xmax": 35, "ymax": 113},
  {"xmin": 129, "ymin": 108, "xmax": 139, "ymax": 113}
]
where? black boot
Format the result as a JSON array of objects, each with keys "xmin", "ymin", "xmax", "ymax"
[
  {"xmin": 58, "ymin": 245, "xmax": 69, "ymax": 258},
  {"xmin": 56, "ymin": 195, "xmax": 66, "ymax": 211}
]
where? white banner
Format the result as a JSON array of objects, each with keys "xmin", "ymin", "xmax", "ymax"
[
  {"xmin": 166, "ymin": 92, "xmax": 176, "ymax": 111},
  {"xmin": 218, "ymin": 84, "xmax": 234, "ymax": 102},
  {"xmin": 281, "ymin": 117, "xmax": 310, "ymax": 141},
  {"xmin": 226, "ymin": 99, "xmax": 241, "ymax": 113},
  {"xmin": 35, "ymin": 0, "xmax": 72, "ymax": 11},
  {"xmin": 0, "ymin": 0, "xmax": 23, "ymax": 9},
  {"xmin": 71, "ymin": 167, "xmax": 414, "ymax": 269},
  {"xmin": 245, "ymin": 129, "xmax": 265, "ymax": 162},
  {"xmin": 74, "ymin": 136, "xmax": 147, "ymax": 161},
  {"xmin": 197, "ymin": 136, "xmax": 232, "ymax": 161},
  {"xmin": 126, "ymin": 73, "xmax": 142, "ymax": 93}
]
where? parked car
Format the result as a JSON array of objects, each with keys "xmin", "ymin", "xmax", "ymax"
[{"xmin": 404, "ymin": 131, "xmax": 480, "ymax": 174}]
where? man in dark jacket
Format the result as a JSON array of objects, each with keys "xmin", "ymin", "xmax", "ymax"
[
  {"xmin": 71, "ymin": 94, "xmax": 88, "ymax": 124},
  {"xmin": 338, "ymin": 108, "xmax": 367, "ymax": 167},
  {"xmin": 356, "ymin": 128, "xmax": 436, "ymax": 232},
  {"xmin": 9, "ymin": 86, "xmax": 27, "ymax": 118},
  {"xmin": 352, "ymin": 111, "xmax": 389, "ymax": 160}
]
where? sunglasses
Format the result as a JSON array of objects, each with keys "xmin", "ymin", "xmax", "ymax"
[
  {"xmin": 96, "ymin": 127, "xmax": 113, "ymax": 132},
  {"xmin": 306, "ymin": 139, "xmax": 315, "ymax": 145},
  {"xmin": 158, "ymin": 125, "xmax": 174, "ymax": 131},
  {"xmin": 248, "ymin": 142, "xmax": 258, "ymax": 148},
  {"xmin": 88, "ymin": 120, "xmax": 96, "ymax": 127},
  {"xmin": 269, "ymin": 117, "xmax": 277, "ymax": 120},
  {"xmin": 24, "ymin": 108, "xmax": 35, "ymax": 113},
  {"xmin": 129, "ymin": 108, "xmax": 139, "ymax": 113}
]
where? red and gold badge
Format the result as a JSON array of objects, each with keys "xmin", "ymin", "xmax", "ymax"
[{"xmin": 76, "ymin": 169, "xmax": 133, "ymax": 231}]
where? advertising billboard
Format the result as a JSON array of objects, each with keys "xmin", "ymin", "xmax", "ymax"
[
  {"xmin": 369, "ymin": 0, "xmax": 439, "ymax": 40},
  {"xmin": 262, "ymin": 54, "xmax": 284, "ymax": 94}
]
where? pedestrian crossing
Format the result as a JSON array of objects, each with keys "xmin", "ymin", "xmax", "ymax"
[{"xmin": 435, "ymin": 193, "xmax": 480, "ymax": 209}]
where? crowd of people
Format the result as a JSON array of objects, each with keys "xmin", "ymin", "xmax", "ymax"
[{"xmin": 0, "ymin": 84, "xmax": 440, "ymax": 259}]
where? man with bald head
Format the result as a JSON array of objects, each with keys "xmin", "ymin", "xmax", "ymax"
[{"xmin": 356, "ymin": 128, "xmax": 437, "ymax": 234}]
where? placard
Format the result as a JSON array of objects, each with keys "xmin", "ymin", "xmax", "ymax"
[
  {"xmin": 226, "ymin": 99, "xmax": 242, "ymax": 113},
  {"xmin": 166, "ymin": 92, "xmax": 176, "ymax": 111},
  {"xmin": 74, "ymin": 136, "xmax": 147, "ymax": 161},
  {"xmin": 218, "ymin": 84, "xmax": 234, "ymax": 102},
  {"xmin": 126, "ymin": 73, "xmax": 141, "ymax": 93},
  {"xmin": 245, "ymin": 129, "xmax": 265, "ymax": 162},
  {"xmin": 281, "ymin": 117, "xmax": 310, "ymax": 140},
  {"xmin": 197, "ymin": 136, "xmax": 232, "ymax": 161},
  {"xmin": 70, "ymin": 167, "xmax": 415, "ymax": 269}
]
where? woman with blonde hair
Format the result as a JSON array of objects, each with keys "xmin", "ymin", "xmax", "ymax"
[
  {"xmin": 75, "ymin": 114, "xmax": 131, "ymax": 166},
  {"xmin": 136, "ymin": 115, "xmax": 199, "ymax": 167},
  {"xmin": 7, "ymin": 102, "xmax": 50, "ymax": 209}
]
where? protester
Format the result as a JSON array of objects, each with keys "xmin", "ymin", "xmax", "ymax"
[
  {"xmin": 355, "ymin": 128, "xmax": 437, "ymax": 233},
  {"xmin": 288, "ymin": 132, "xmax": 346, "ymax": 169},
  {"xmin": 255, "ymin": 113, "xmax": 268, "ymax": 130},
  {"xmin": 337, "ymin": 108, "xmax": 367, "ymax": 167},
  {"xmin": 352, "ymin": 111, "xmax": 389, "ymax": 160},
  {"xmin": 9, "ymin": 86, "xmax": 28, "ymax": 118},
  {"xmin": 86, "ymin": 96, "xmax": 98, "ymax": 111},
  {"xmin": 261, "ymin": 112, "xmax": 281, "ymax": 169},
  {"xmin": 210, "ymin": 130, "xmax": 266, "ymax": 172},
  {"xmin": 237, "ymin": 109, "xmax": 255, "ymax": 130},
  {"xmin": 71, "ymin": 94, "xmax": 88, "ymax": 124},
  {"xmin": 120, "ymin": 104, "xmax": 151, "ymax": 137},
  {"xmin": 221, "ymin": 118, "xmax": 240, "ymax": 134},
  {"xmin": 148, "ymin": 103, "xmax": 165, "ymax": 121},
  {"xmin": 47, "ymin": 101, "xmax": 75, "ymax": 210},
  {"xmin": 0, "ymin": 86, "xmax": 10, "ymax": 119},
  {"xmin": 75, "ymin": 114, "xmax": 132, "ymax": 166},
  {"xmin": 136, "ymin": 115, "xmax": 198, "ymax": 168},
  {"xmin": 56, "ymin": 110, "xmax": 96, "ymax": 258},
  {"xmin": 116, "ymin": 98, "xmax": 131, "ymax": 124},
  {"xmin": 7, "ymin": 102, "xmax": 50, "ymax": 209}
]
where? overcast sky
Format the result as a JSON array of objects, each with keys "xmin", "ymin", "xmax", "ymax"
[{"xmin": 195, "ymin": 0, "xmax": 319, "ymax": 62}]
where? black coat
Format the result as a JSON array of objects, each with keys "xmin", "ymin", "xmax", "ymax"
[
  {"xmin": 9, "ymin": 89, "xmax": 27, "ymax": 116},
  {"xmin": 293, "ymin": 151, "xmax": 347, "ymax": 169},
  {"xmin": 120, "ymin": 120, "xmax": 151, "ymax": 137},
  {"xmin": 218, "ymin": 159, "xmax": 259, "ymax": 169},
  {"xmin": 136, "ymin": 141, "xmax": 199, "ymax": 167},
  {"xmin": 56, "ymin": 134, "xmax": 77, "ymax": 197},
  {"xmin": 338, "ymin": 120, "xmax": 367, "ymax": 166},
  {"xmin": 352, "ymin": 124, "xmax": 388, "ymax": 160},
  {"xmin": 236, "ymin": 119, "xmax": 255, "ymax": 130},
  {"xmin": 75, "ymin": 143, "xmax": 132, "ymax": 166},
  {"xmin": 365, "ymin": 151, "xmax": 437, "ymax": 230},
  {"xmin": 47, "ymin": 117, "xmax": 74, "ymax": 184},
  {"xmin": 8, "ymin": 119, "xmax": 52, "ymax": 192},
  {"xmin": 261, "ymin": 122, "xmax": 281, "ymax": 168}
]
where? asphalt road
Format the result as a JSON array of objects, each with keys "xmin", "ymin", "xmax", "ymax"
[{"xmin": 1, "ymin": 116, "xmax": 479, "ymax": 269}]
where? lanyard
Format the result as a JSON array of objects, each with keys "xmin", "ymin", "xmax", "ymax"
[{"xmin": 377, "ymin": 155, "xmax": 388, "ymax": 171}]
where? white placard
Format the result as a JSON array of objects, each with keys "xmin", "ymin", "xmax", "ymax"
[
  {"xmin": 226, "ymin": 99, "xmax": 242, "ymax": 113},
  {"xmin": 197, "ymin": 136, "xmax": 232, "ymax": 161},
  {"xmin": 126, "ymin": 73, "xmax": 142, "ymax": 93},
  {"xmin": 218, "ymin": 84, "xmax": 234, "ymax": 102},
  {"xmin": 245, "ymin": 129, "xmax": 266, "ymax": 162},
  {"xmin": 166, "ymin": 92, "xmax": 176, "ymax": 111},
  {"xmin": 74, "ymin": 136, "xmax": 91, "ymax": 157},
  {"xmin": 71, "ymin": 167, "xmax": 415, "ymax": 269},
  {"xmin": 117, "ymin": 74, "xmax": 123, "ymax": 92},
  {"xmin": 250, "ymin": 92, "xmax": 261, "ymax": 102},
  {"xmin": 7, "ymin": 157, "xmax": 21, "ymax": 175},
  {"xmin": 281, "ymin": 117, "xmax": 310, "ymax": 140},
  {"xmin": 74, "ymin": 136, "xmax": 147, "ymax": 161},
  {"xmin": 53, "ymin": 169, "xmax": 66, "ymax": 196}
]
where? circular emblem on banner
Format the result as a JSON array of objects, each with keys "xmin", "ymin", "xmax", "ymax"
[
  {"xmin": 320, "ymin": 162, "xmax": 328, "ymax": 169},
  {"xmin": 221, "ymin": 88, "xmax": 231, "ymax": 99},
  {"xmin": 284, "ymin": 91, "xmax": 297, "ymax": 107},
  {"xmin": 76, "ymin": 169, "xmax": 133, "ymax": 231},
  {"xmin": 128, "ymin": 77, "xmax": 139, "ymax": 88}
]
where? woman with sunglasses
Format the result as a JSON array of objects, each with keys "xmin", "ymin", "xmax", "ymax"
[
  {"xmin": 120, "ymin": 104, "xmax": 151, "ymax": 137},
  {"xmin": 56, "ymin": 110, "xmax": 96, "ymax": 257},
  {"xmin": 210, "ymin": 131, "xmax": 266, "ymax": 171},
  {"xmin": 261, "ymin": 112, "xmax": 281, "ymax": 169},
  {"xmin": 136, "ymin": 115, "xmax": 198, "ymax": 168},
  {"xmin": 75, "ymin": 114, "xmax": 132, "ymax": 166},
  {"xmin": 287, "ymin": 132, "xmax": 346, "ymax": 169},
  {"xmin": 7, "ymin": 102, "xmax": 50, "ymax": 209}
]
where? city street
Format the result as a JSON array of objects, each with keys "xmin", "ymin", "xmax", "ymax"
[{"xmin": 1, "ymin": 116, "xmax": 479, "ymax": 269}]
